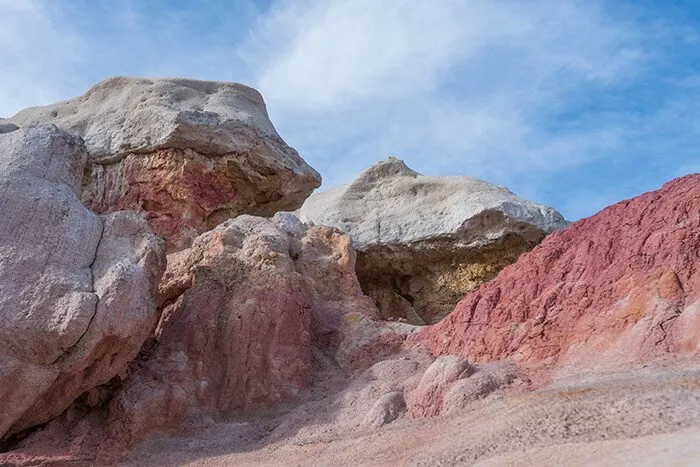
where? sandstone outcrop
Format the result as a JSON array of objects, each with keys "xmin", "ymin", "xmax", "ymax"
[
  {"xmin": 9, "ymin": 77, "xmax": 321, "ymax": 252},
  {"xmin": 0, "ymin": 125, "xmax": 164, "ymax": 440},
  {"xmin": 415, "ymin": 174, "xmax": 700, "ymax": 377},
  {"xmin": 5, "ymin": 74, "xmax": 698, "ymax": 466},
  {"xmin": 298, "ymin": 157, "xmax": 567, "ymax": 324},
  {"xmin": 107, "ymin": 213, "xmax": 401, "ymax": 442}
]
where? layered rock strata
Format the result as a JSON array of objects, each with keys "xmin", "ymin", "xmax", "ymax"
[
  {"xmin": 415, "ymin": 174, "xmax": 700, "ymax": 376},
  {"xmin": 0, "ymin": 125, "xmax": 164, "ymax": 440},
  {"xmin": 9, "ymin": 77, "xmax": 321, "ymax": 252},
  {"xmin": 298, "ymin": 157, "xmax": 567, "ymax": 324}
]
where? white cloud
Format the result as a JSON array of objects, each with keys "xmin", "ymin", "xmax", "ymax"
[
  {"xmin": 244, "ymin": 0, "xmax": 641, "ymax": 110},
  {"xmin": 244, "ymin": 0, "xmax": 486, "ymax": 109},
  {"xmin": 240, "ymin": 0, "xmax": 646, "ymax": 193},
  {"xmin": 1, "ymin": 0, "xmax": 696, "ymax": 219},
  {"xmin": 0, "ymin": 0, "xmax": 84, "ymax": 116},
  {"xmin": 0, "ymin": 0, "xmax": 261, "ymax": 117}
]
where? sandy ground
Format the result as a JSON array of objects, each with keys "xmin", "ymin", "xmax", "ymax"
[{"xmin": 122, "ymin": 360, "xmax": 700, "ymax": 466}]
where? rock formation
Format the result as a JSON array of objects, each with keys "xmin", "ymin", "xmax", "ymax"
[
  {"xmin": 415, "ymin": 174, "xmax": 700, "ymax": 377},
  {"xmin": 8, "ymin": 77, "xmax": 321, "ymax": 252},
  {"xmin": 107, "ymin": 213, "xmax": 403, "ymax": 442},
  {"xmin": 298, "ymin": 157, "xmax": 567, "ymax": 324},
  {"xmin": 406, "ymin": 355, "xmax": 474, "ymax": 417},
  {"xmin": 406, "ymin": 357, "xmax": 517, "ymax": 417},
  {"xmin": 0, "ymin": 125, "xmax": 164, "ymax": 440},
  {"xmin": 2, "ymin": 75, "xmax": 699, "ymax": 466}
]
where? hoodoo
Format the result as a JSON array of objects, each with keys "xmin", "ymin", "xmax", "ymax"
[
  {"xmin": 8, "ymin": 77, "xmax": 321, "ymax": 252},
  {"xmin": 298, "ymin": 157, "xmax": 567, "ymax": 324}
]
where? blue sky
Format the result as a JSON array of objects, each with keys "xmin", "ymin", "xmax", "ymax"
[{"xmin": 1, "ymin": 0, "xmax": 698, "ymax": 220}]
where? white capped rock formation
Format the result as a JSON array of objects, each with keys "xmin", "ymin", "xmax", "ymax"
[
  {"xmin": 299, "ymin": 157, "xmax": 565, "ymax": 250},
  {"xmin": 7, "ymin": 77, "xmax": 321, "ymax": 251},
  {"xmin": 298, "ymin": 157, "xmax": 567, "ymax": 324}
]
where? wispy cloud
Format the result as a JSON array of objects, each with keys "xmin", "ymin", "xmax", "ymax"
[
  {"xmin": 240, "ymin": 1, "xmax": 638, "ymax": 180},
  {"xmin": 0, "ymin": 0, "xmax": 84, "ymax": 115},
  {"xmin": 237, "ymin": 0, "xmax": 700, "ymax": 219},
  {"xmin": 1, "ymin": 0, "xmax": 698, "ymax": 219},
  {"xmin": 0, "ymin": 0, "xmax": 263, "ymax": 116}
]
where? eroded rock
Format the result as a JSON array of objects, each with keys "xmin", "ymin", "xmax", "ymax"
[
  {"xmin": 298, "ymin": 157, "xmax": 567, "ymax": 324},
  {"xmin": 9, "ymin": 77, "xmax": 321, "ymax": 251},
  {"xmin": 0, "ymin": 125, "xmax": 164, "ymax": 440},
  {"xmin": 407, "ymin": 356, "xmax": 474, "ymax": 417},
  {"xmin": 107, "ymin": 214, "xmax": 396, "ymax": 441},
  {"xmin": 414, "ymin": 174, "xmax": 700, "ymax": 377},
  {"xmin": 441, "ymin": 363, "xmax": 517, "ymax": 415},
  {"xmin": 404, "ymin": 357, "xmax": 517, "ymax": 418}
]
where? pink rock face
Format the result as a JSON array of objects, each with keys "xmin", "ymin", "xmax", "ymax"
[
  {"xmin": 414, "ymin": 175, "xmax": 700, "ymax": 376},
  {"xmin": 107, "ymin": 214, "xmax": 385, "ymax": 442},
  {"xmin": 109, "ymin": 216, "xmax": 314, "ymax": 441},
  {"xmin": 85, "ymin": 150, "xmax": 240, "ymax": 253}
]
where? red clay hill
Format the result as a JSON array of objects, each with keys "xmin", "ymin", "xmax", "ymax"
[{"xmin": 414, "ymin": 174, "xmax": 700, "ymax": 379}]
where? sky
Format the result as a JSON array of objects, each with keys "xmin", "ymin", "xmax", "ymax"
[{"xmin": 1, "ymin": 0, "xmax": 699, "ymax": 220}]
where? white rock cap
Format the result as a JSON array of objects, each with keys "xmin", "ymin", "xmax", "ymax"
[
  {"xmin": 298, "ymin": 157, "xmax": 567, "ymax": 250},
  {"xmin": 8, "ymin": 77, "xmax": 321, "ymax": 182}
]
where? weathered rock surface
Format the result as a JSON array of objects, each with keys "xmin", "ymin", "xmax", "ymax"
[
  {"xmin": 362, "ymin": 392, "xmax": 406, "ymax": 429},
  {"xmin": 0, "ymin": 125, "xmax": 164, "ymax": 440},
  {"xmin": 407, "ymin": 356, "xmax": 474, "ymax": 417},
  {"xmin": 2, "ymin": 163, "xmax": 699, "ymax": 465},
  {"xmin": 266, "ymin": 354, "xmax": 430, "ymax": 444},
  {"xmin": 9, "ymin": 77, "xmax": 321, "ymax": 251},
  {"xmin": 298, "ymin": 157, "xmax": 567, "ymax": 324},
  {"xmin": 107, "ymin": 213, "xmax": 398, "ymax": 442},
  {"xmin": 415, "ymin": 174, "xmax": 700, "ymax": 377},
  {"xmin": 440, "ymin": 362, "xmax": 518, "ymax": 415},
  {"xmin": 0, "ymin": 120, "xmax": 18, "ymax": 134},
  {"xmin": 406, "ymin": 357, "xmax": 517, "ymax": 418}
]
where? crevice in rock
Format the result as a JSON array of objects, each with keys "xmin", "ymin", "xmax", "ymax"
[
  {"xmin": 50, "ymin": 218, "xmax": 105, "ymax": 366},
  {"xmin": 0, "ymin": 422, "xmax": 49, "ymax": 454}
]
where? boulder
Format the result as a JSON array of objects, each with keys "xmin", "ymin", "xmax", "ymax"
[
  {"xmin": 406, "ymin": 358, "xmax": 517, "ymax": 418},
  {"xmin": 298, "ymin": 157, "xmax": 567, "ymax": 324},
  {"xmin": 9, "ymin": 77, "xmax": 321, "ymax": 252},
  {"xmin": 441, "ymin": 363, "xmax": 517, "ymax": 415},
  {"xmin": 414, "ymin": 174, "xmax": 700, "ymax": 377},
  {"xmin": 406, "ymin": 356, "xmax": 473, "ymax": 417},
  {"xmin": 107, "ymin": 214, "xmax": 389, "ymax": 441},
  {"xmin": 362, "ymin": 392, "xmax": 406, "ymax": 429},
  {"xmin": 0, "ymin": 125, "xmax": 164, "ymax": 439}
]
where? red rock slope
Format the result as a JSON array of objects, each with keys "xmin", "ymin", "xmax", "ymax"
[{"xmin": 414, "ymin": 174, "xmax": 700, "ymax": 374}]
